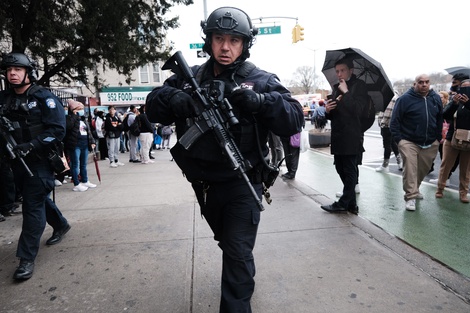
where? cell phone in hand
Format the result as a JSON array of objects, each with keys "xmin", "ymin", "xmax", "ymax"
[{"xmin": 459, "ymin": 86, "xmax": 470, "ymax": 98}]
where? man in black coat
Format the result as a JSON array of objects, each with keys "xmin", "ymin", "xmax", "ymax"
[{"xmin": 321, "ymin": 58, "xmax": 368, "ymax": 214}]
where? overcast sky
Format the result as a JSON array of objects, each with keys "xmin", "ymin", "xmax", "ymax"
[{"xmin": 166, "ymin": 0, "xmax": 470, "ymax": 87}]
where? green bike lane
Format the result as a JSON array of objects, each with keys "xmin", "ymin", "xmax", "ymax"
[{"xmin": 295, "ymin": 139, "xmax": 470, "ymax": 279}]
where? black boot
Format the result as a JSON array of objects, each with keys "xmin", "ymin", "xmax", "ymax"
[{"xmin": 13, "ymin": 259, "xmax": 34, "ymax": 280}]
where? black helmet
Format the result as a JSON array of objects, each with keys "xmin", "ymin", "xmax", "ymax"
[
  {"xmin": 202, "ymin": 7, "xmax": 257, "ymax": 39},
  {"xmin": 1, "ymin": 52, "xmax": 38, "ymax": 83},
  {"xmin": 201, "ymin": 7, "xmax": 258, "ymax": 59}
]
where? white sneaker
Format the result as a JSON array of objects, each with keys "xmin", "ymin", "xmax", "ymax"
[
  {"xmin": 73, "ymin": 184, "xmax": 88, "ymax": 192},
  {"xmin": 429, "ymin": 178, "xmax": 450, "ymax": 186},
  {"xmin": 416, "ymin": 193, "xmax": 424, "ymax": 200},
  {"xmin": 405, "ymin": 199, "xmax": 416, "ymax": 211},
  {"xmin": 110, "ymin": 163, "xmax": 118, "ymax": 168},
  {"xmin": 116, "ymin": 161, "xmax": 125, "ymax": 166},
  {"xmin": 62, "ymin": 179, "xmax": 68, "ymax": 184},
  {"xmin": 54, "ymin": 179, "xmax": 62, "ymax": 186},
  {"xmin": 81, "ymin": 181, "xmax": 97, "ymax": 188},
  {"xmin": 375, "ymin": 166, "xmax": 389, "ymax": 173}
]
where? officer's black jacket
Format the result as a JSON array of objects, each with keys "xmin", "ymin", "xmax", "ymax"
[
  {"xmin": 0, "ymin": 84, "xmax": 66, "ymax": 168},
  {"xmin": 146, "ymin": 58, "xmax": 304, "ymax": 182}
]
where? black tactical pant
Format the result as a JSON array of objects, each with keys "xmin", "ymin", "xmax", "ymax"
[
  {"xmin": 193, "ymin": 178, "xmax": 262, "ymax": 313},
  {"xmin": 0, "ymin": 162, "xmax": 16, "ymax": 213},
  {"xmin": 13, "ymin": 162, "xmax": 68, "ymax": 261}
]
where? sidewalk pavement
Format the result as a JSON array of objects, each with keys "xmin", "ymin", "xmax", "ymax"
[{"xmin": 1, "ymin": 148, "xmax": 469, "ymax": 313}]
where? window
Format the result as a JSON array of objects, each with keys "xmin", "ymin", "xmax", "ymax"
[
  {"xmin": 152, "ymin": 63, "xmax": 161, "ymax": 83},
  {"xmin": 139, "ymin": 65, "xmax": 149, "ymax": 84}
]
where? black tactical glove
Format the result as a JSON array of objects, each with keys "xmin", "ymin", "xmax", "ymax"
[
  {"xmin": 228, "ymin": 88, "xmax": 265, "ymax": 114},
  {"xmin": 168, "ymin": 90, "xmax": 196, "ymax": 118},
  {"xmin": 13, "ymin": 142, "xmax": 34, "ymax": 156}
]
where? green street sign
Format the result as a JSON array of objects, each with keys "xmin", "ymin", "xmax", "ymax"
[
  {"xmin": 189, "ymin": 43, "xmax": 204, "ymax": 49},
  {"xmin": 258, "ymin": 26, "xmax": 281, "ymax": 35}
]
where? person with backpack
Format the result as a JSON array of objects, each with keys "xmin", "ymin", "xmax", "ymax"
[
  {"xmin": 124, "ymin": 105, "xmax": 141, "ymax": 163},
  {"xmin": 161, "ymin": 124, "xmax": 173, "ymax": 149},
  {"xmin": 320, "ymin": 57, "xmax": 368, "ymax": 215}
]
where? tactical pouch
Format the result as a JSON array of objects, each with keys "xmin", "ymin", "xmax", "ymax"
[
  {"xmin": 249, "ymin": 162, "xmax": 279, "ymax": 187},
  {"xmin": 47, "ymin": 150, "xmax": 67, "ymax": 174},
  {"xmin": 263, "ymin": 165, "xmax": 280, "ymax": 188}
]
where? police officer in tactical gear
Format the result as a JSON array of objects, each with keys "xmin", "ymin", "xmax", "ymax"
[
  {"xmin": 146, "ymin": 7, "xmax": 304, "ymax": 312},
  {"xmin": 0, "ymin": 52, "xmax": 71, "ymax": 280}
]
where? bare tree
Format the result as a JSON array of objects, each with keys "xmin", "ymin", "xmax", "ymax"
[{"xmin": 291, "ymin": 66, "xmax": 315, "ymax": 94}]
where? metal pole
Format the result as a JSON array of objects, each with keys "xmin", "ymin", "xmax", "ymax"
[
  {"xmin": 313, "ymin": 49, "xmax": 316, "ymax": 92},
  {"xmin": 203, "ymin": 0, "xmax": 208, "ymax": 20}
]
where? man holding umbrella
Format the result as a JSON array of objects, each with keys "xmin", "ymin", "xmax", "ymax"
[{"xmin": 320, "ymin": 58, "xmax": 368, "ymax": 214}]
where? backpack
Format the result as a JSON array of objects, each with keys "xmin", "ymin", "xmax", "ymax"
[
  {"xmin": 360, "ymin": 96, "xmax": 376, "ymax": 132},
  {"xmin": 162, "ymin": 125, "xmax": 173, "ymax": 136},
  {"xmin": 122, "ymin": 114, "xmax": 130, "ymax": 132},
  {"xmin": 129, "ymin": 116, "xmax": 141, "ymax": 136}
]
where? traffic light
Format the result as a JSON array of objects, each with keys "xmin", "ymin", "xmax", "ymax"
[
  {"xmin": 291, "ymin": 24, "xmax": 305, "ymax": 43},
  {"xmin": 292, "ymin": 25, "xmax": 299, "ymax": 43},
  {"xmin": 297, "ymin": 24, "xmax": 304, "ymax": 41}
]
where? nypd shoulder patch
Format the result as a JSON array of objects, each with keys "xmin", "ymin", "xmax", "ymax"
[{"xmin": 46, "ymin": 98, "xmax": 56, "ymax": 109}]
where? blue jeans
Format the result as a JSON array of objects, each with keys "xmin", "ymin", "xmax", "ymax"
[{"xmin": 69, "ymin": 138, "xmax": 89, "ymax": 186}]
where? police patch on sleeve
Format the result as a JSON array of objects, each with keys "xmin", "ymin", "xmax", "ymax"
[
  {"xmin": 46, "ymin": 98, "xmax": 56, "ymax": 109},
  {"xmin": 28, "ymin": 101, "xmax": 37, "ymax": 109}
]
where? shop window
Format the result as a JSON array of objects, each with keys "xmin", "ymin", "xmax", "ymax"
[
  {"xmin": 152, "ymin": 63, "xmax": 161, "ymax": 83},
  {"xmin": 139, "ymin": 65, "xmax": 149, "ymax": 84}
]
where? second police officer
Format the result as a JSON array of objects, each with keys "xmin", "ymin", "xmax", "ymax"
[
  {"xmin": 146, "ymin": 7, "xmax": 304, "ymax": 312},
  {"xmin": 0, "ymin": 52, "xmax": 71, "ymax": 281}
]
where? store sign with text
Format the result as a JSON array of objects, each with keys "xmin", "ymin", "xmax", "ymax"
[{"xmin": 99, "ymin": 89, "xmax": 152, "ymax": 105}]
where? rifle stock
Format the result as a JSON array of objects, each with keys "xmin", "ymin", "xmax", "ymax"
[{"xmin": 163, "ymin": 51, "xmax": 264, "ymax": 210}]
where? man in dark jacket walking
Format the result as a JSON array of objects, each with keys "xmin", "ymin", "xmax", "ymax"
[
  {"xmin": 321, "ymin": 58, "xmax": 368, "ymax": 214},
  {"xmin": 390, "ymin": 74, "xmax": 443, "ymax": 211}
]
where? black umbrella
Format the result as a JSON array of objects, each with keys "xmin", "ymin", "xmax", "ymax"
[
  {"xmin": 444, "ymin": 66, "xmax": 470, "ymax": 77},
  {"xmin": 321, "ymin": 47, "xmax": 394, "ymax": 112}
]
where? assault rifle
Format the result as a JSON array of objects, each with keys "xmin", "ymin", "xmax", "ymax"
[
  {"xmin": 162, "ymin": 51, "xmax": 264, "ymax": 210},
  {"xmin": 0, "ymin": 116, "xmax": 34, "ymax": 177}
]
